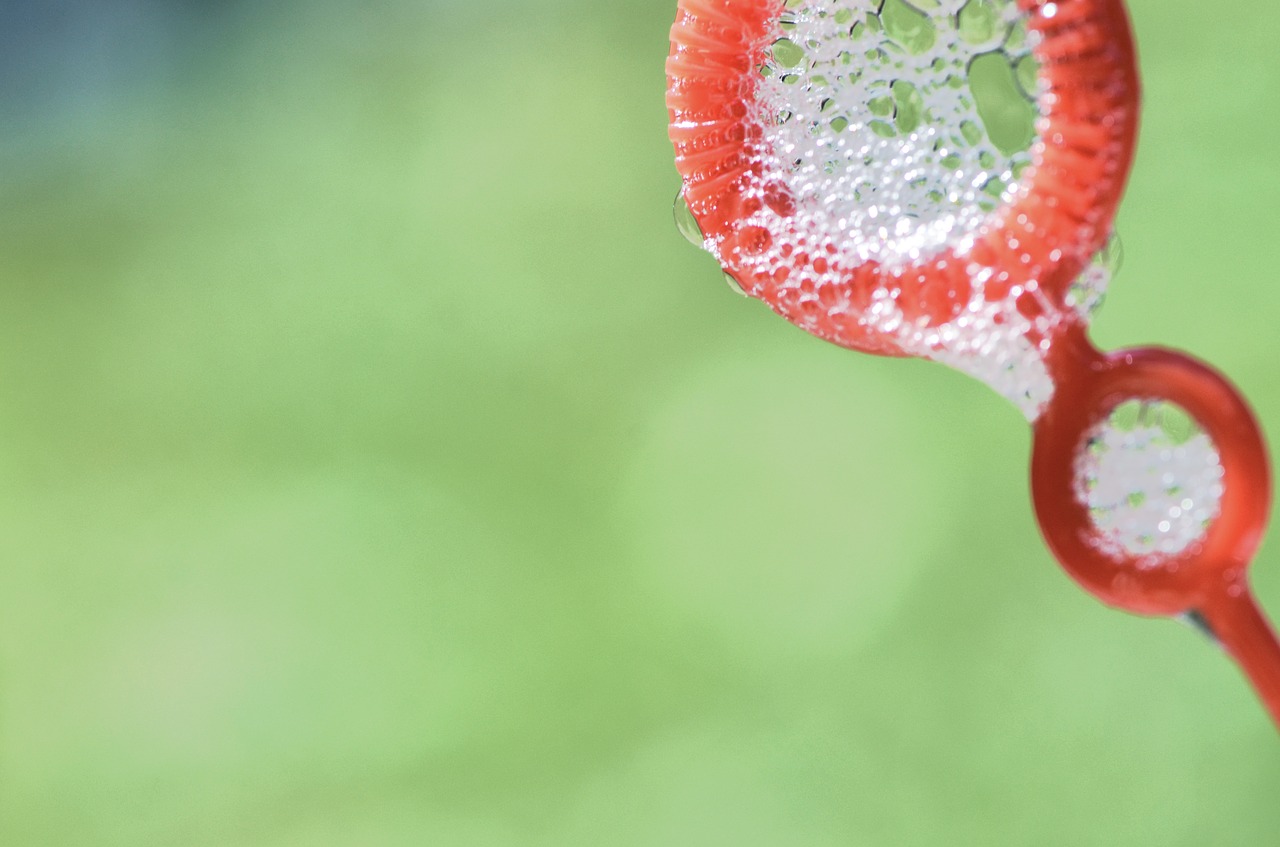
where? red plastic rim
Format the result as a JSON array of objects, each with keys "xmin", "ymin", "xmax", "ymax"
[
  {"xmin": 667, "ymin": 0, "xmax": 1140, "ymax": 356},
  {"xmin": 1031, "ymin": 334, "xmax": 1272, "ymax": 616}
]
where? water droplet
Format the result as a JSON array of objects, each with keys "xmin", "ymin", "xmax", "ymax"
[
  {"xmin": 673, "ymin": 190, "xmax": 704, "ymax": 249},
  {"xmin": 1096, "ymin": 230, "xmax": 1124, "ymax": 276},
  {"xmin": 723, "ymin": 271, "xmax": 750, "ymax": 298},
  {"xmin": 1065, "ymin": 231, "xmax": 1122, "ymax": 319}
]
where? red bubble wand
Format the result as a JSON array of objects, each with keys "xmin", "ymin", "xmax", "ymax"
[{"xmin": 667, "ymin": 0, "xmax": 1280, "ymax": 726}]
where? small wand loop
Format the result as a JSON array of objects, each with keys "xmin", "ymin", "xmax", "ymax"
[{"xmin": 1031, "ymin": 329, "xmax": 1280, "ymax": 724}]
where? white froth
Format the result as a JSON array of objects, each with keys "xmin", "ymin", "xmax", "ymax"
[
  {"xmin": 715, "ymin": 0, "xmax": 1073, "ymax": 418},
  {"xmin": 1075, "ymin": 402, "xmax": 1225, "ymax": 560},
  {"xmin": 898, "ymin": 276, "xmax": 1055, "ymax": 416},
  {"xmin": 752, "ymin": 0, "xmax": 1037, "ymax": 270}
]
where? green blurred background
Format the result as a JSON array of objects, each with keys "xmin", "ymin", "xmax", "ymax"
[{"xmin": 0, "ymin": 0, "xmax": 1277, "ymax": 843}]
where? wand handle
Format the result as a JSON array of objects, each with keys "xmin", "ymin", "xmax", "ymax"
[{"xmin": 1202, "ymin": 586, "xmax": 1280, "ymax": 730}]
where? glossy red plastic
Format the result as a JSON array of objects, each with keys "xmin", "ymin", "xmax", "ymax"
[
  {"xmin": 667, "ymin": 0, "xmax": 1140, "ymax": 355},
  {"xmin": 1033, "ymin": 329, "xmax": 1280, "ymax": 724}
]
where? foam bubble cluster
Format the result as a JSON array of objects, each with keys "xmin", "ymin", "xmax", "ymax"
[
  {"xmin": 754, "ymin": 0, "xmax": 1037, "ymax": 269},
  {"xmin": 1074, "ymin": 401, "xmax": 1225, "ymax": 560},
  {"xmin": 696, "ymin": 0, "xmax": 1101, "ymax": 419}
]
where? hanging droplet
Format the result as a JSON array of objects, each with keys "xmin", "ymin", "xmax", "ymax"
[
  {"xmin": 673, "ymin": 190, "xmax": 705, "ymax": 249},
  {"xmin": 675, "ymin": 188, "xmax": 751, "ymax": 299},
  {"xmin": 723, "ymin": 271, "xmax": 749, "ymax": 297},
  {"xmin": 1065, "ymin": 230, "xmax": 1123, "ymax": 320},
  {"xmin": 1096, "ymin": 229, "xmax": 1124, "ymax": 276}
]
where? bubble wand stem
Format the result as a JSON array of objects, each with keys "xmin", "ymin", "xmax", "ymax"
[
  {"xmin": 1032, "ymin": 326, "xmax": 1280, "ymax": 726},
  {"xmin": 1202, "ymin": 588, "xmax": 1280, "ymax": 727}
]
